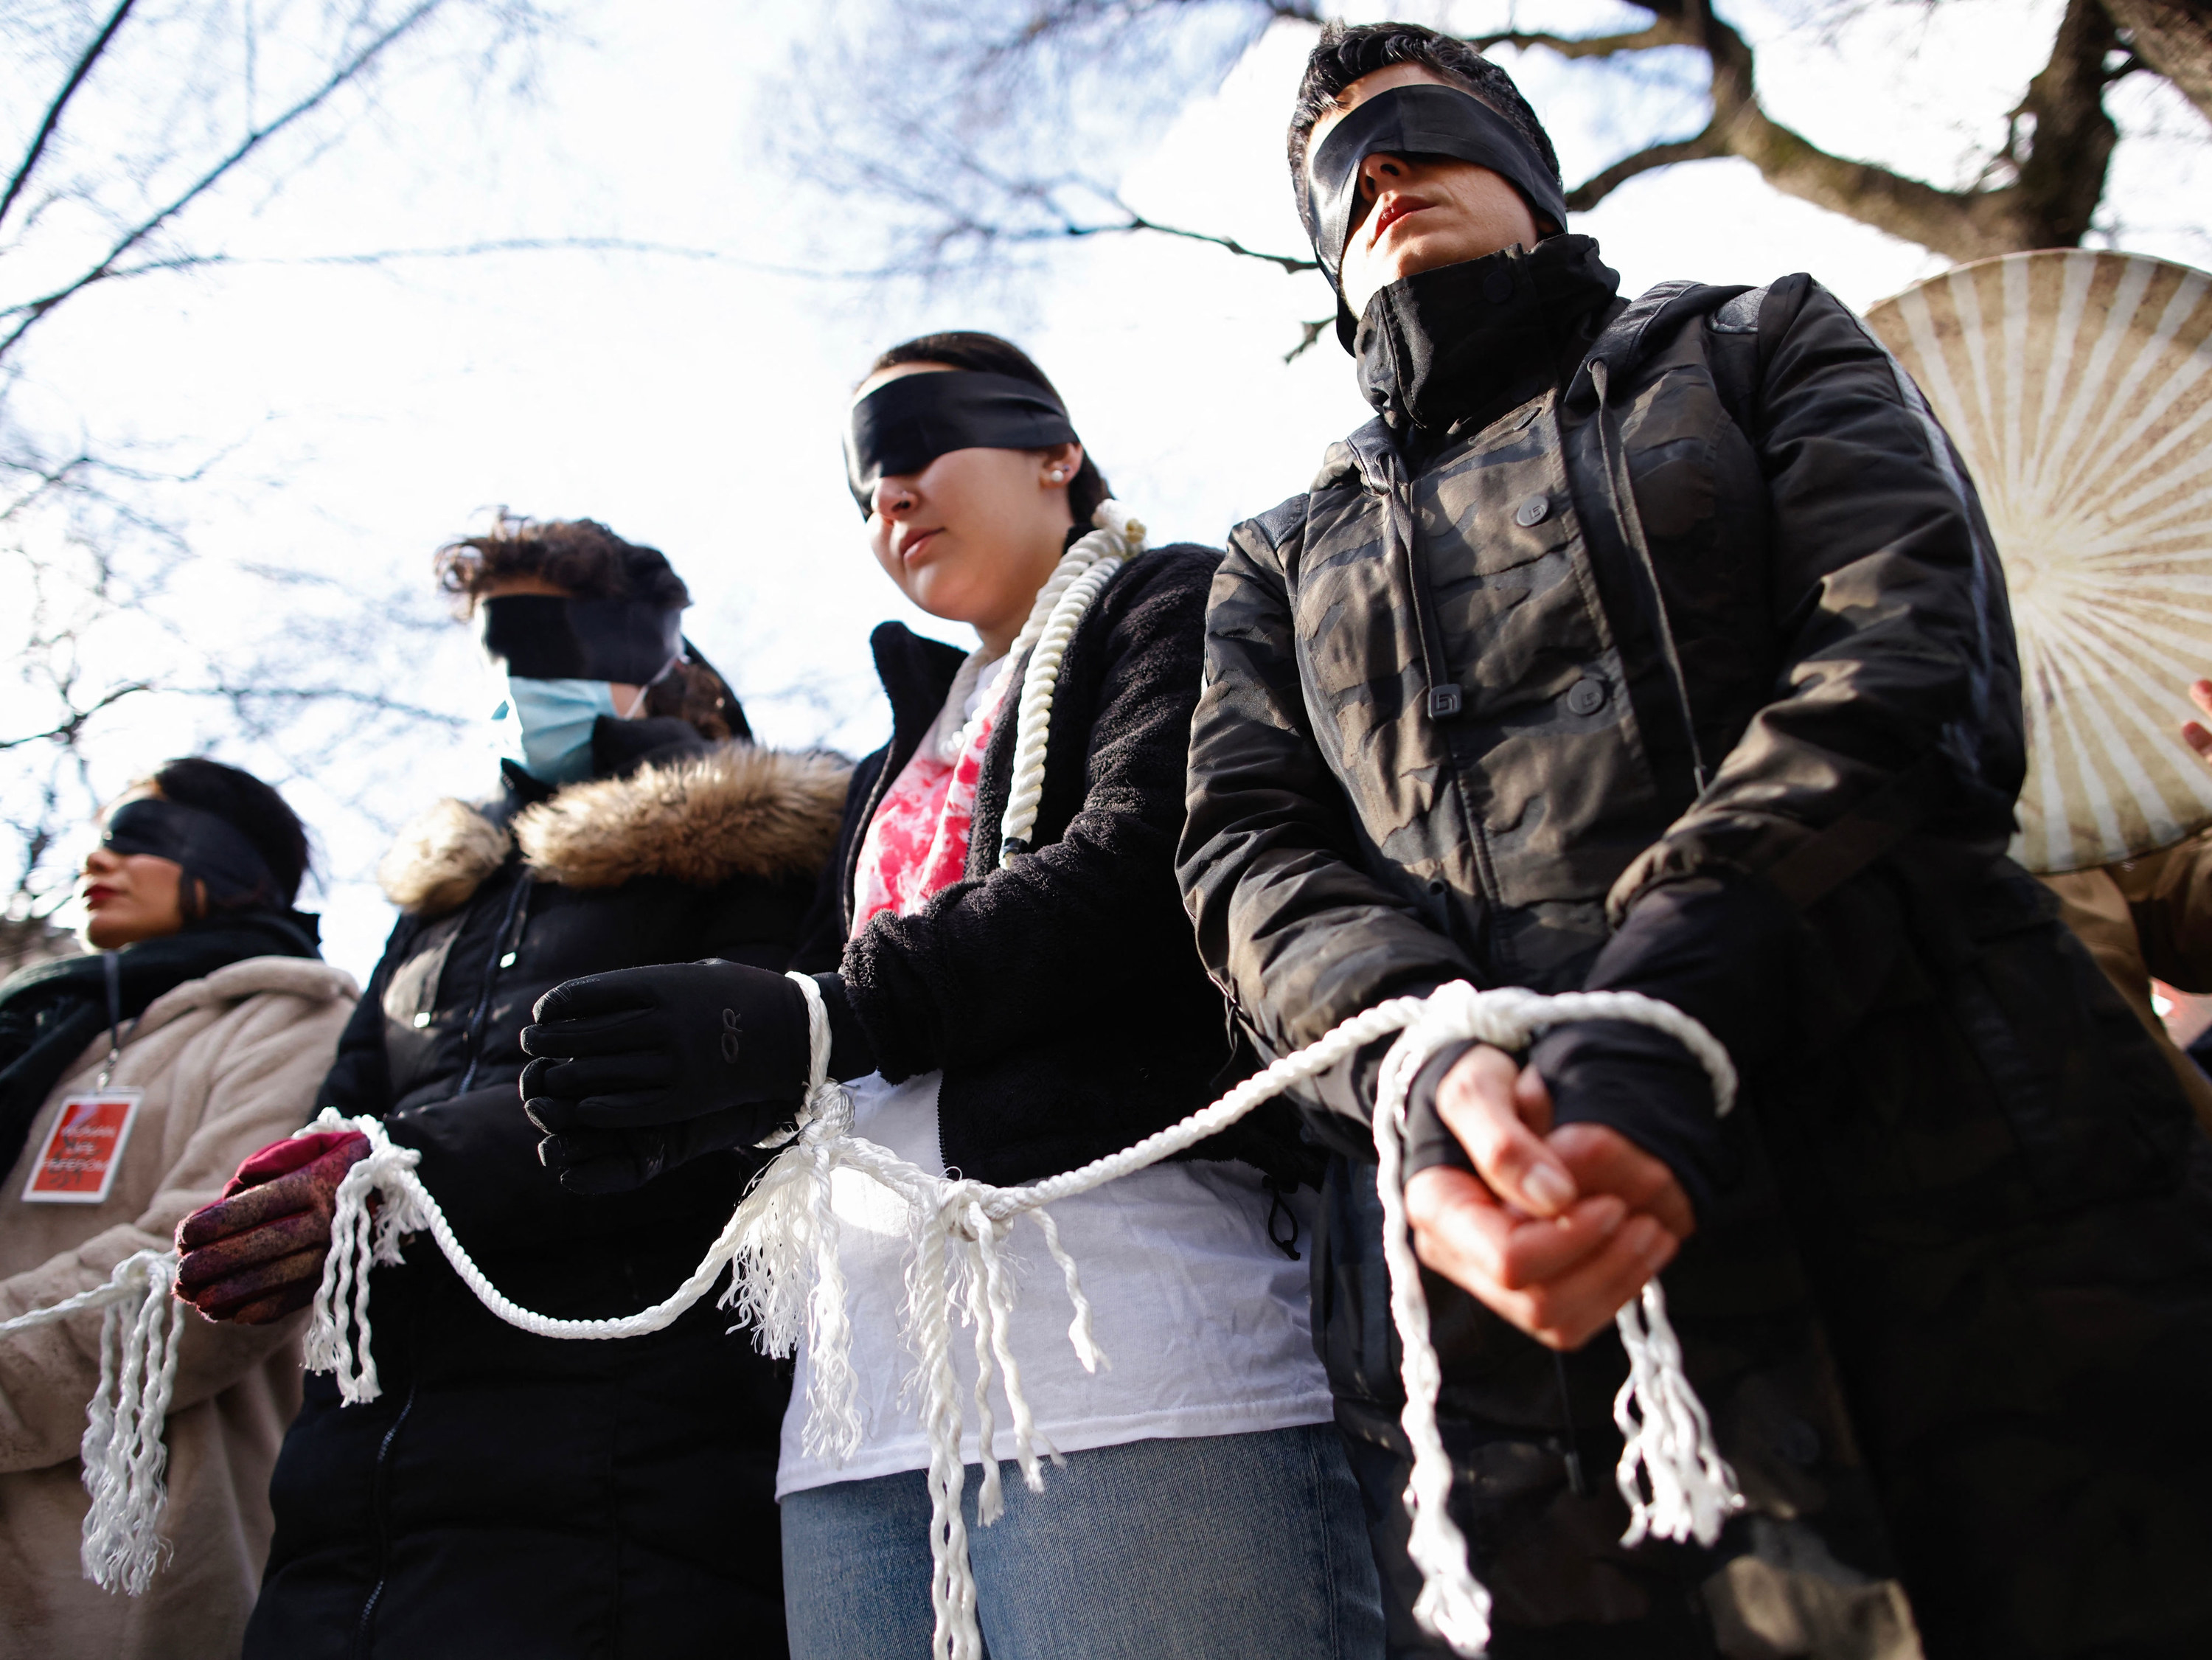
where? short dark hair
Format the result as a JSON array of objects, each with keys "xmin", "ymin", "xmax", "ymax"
[
  {"xmin": 866, "ymin": 332, "xmax": 1114, "ymax": 527},
  {"xmin": 1287, "ymin": 22, "xmax": 1560, "ymax": 237},
  {"xmin": 142, "ymin": 757, "xmax": 312, "ymax": 907},
  {"xmin": 435, "ymin": 515, "xmax": 691, "ymax": 611}
]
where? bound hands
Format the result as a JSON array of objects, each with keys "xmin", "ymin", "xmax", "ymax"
[
  {"xmin": 519, "ymin": 960, "xmax": 815, "ymax": 1195},
  {"xmin": 175, "ymin": 1131, "xmax": 371, "ymax": 1324},
  {"xmin": 1403, "ymin": 1045, "xmax": 1692, "ymax": 1351}
]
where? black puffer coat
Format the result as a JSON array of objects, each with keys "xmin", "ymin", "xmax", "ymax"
[
  {"xmin": 246, "ymin": 718, "xmax": 847, "ymax": 1660},
  {"xmin": 794, "ymin": 542, "xmax": 1310, "ymax": 1192},
  {"xmin": 1179, "ymin": 240, "xmax": 2212, "ymax": 1658}
]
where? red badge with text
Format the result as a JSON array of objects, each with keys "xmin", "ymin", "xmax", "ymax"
[{"xmin": 22, "ymin": 1091, "xmax": 143, "ymax": 1205}]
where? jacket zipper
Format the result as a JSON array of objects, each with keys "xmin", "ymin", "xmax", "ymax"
[
  {"xmin": 352, "ymin": 1374, "xmax": 418, "ymax": 1659},
  {"xmin": 453, "ymin": 869, "xmax": 533, "ymax": 1097},
  {"xmin": 1365, "ymin": 447, "xmax": 1505, "ymax": 911}
]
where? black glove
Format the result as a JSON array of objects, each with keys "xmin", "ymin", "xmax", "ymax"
[{"xmin": 519, "ymin": 960, "xmax": 814, "ymax": 1193}]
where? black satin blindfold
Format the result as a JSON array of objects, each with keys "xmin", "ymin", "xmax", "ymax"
[
  {"xmin": 844, "ymin": 371, "xmax": 1079, "ymax": 516},
  {"xmin": 102, "ymin": 798, "xmax": 278, "ymax": 913},
  {"xmin": 1304, "ymin": 84, "xmax": 1570, "ymax": 279},
  {"xmin": 479, "ymin": 596, "xmax": 684, "ymax": 684}
]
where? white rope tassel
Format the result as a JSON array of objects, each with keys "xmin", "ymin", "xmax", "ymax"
[
  {"xmin": 0, "ymin": 1249, "xmax": 187, "ymax": 1594},
  {"xmin": 300, "ymin": 1109, "xmax": 433, "ymax": 1404},
  {"xmin": 76, "ymin": 1251, "xmax": 186, "ymax": 1594},
  {"xmin": 998, "ymin": 500, "xmax": 1147, "ymax": 864},
  {"xmin": 1613, "ymin": 1281, "xmax": 1739, "ymax": 1548}
]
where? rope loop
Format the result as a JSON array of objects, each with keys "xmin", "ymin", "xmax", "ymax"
[{"xmin": 996, "ymin": 499, "xmax": 1148, "ymax": 867}]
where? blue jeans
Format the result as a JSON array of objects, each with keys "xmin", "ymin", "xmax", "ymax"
[{"xmin": 781, "ymin": 1425, "xmax": 1385, "ymax": 1660}]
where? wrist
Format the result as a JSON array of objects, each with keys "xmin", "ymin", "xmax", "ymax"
[
  {"xmin": 1402, "ymin": 1038, "xmax": 1479, "ymax": 1178},
  {"xmin": 813, "ymin": 973, "xmax": 878, "ymax": 1082},
  {"xmin": 1528, "ymin": 1020, "xmax": 1731, "ymax": 1221}
]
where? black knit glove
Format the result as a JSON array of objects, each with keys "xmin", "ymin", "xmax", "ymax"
[{"xmin": 519, "ymin": 960, "xmax": 814, "ymax": 1194}]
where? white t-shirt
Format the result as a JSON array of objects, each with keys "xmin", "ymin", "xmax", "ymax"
[
  {"xmin": 776, "ymin": 650, "xmax": 1334, "ymax": 1497},
  {"xmin": 775, "ymin": 1069, "xmax": 1335, "ymax": 1496}
]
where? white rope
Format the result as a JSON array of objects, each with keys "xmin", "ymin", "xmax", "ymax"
[
  {"xmin": 996, "ymin": 500, "xmax": 1147, "ymax": 864},
  {"xmin": 282, "ymin": 979, "xmax": 1738, "ymax": 1659},
  {"xmin": 0, "ymin": 1248, "xmax": 187, "ymax": 1594}
]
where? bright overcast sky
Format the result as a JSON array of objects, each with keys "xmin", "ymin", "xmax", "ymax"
[{"xmin": 13, "ymin": 0, "xmax": 2210, "ymax": 980}]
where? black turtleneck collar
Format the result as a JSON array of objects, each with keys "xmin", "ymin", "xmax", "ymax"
[{"xmin": 1352, "ymin": 235, "xmax": 1622, "ymax": 448}]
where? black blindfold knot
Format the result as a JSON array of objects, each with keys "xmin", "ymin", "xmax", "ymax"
[
  {"xmin": 844, "ymin": 371, "xmax": 1079, "ymax": 517},
  {"xmin": 479, "ymin": 596, "xmax": 685, "ymax": 684},
  {"xmin": 1304, "ymin": 84, "xmax": 1568, "ymax": 280}
]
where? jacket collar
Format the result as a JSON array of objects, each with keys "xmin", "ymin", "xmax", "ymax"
[
  {"xmin": 130, "ymin": 956, "xmax": 358, "ymax": 1042},
  {"xmin": 379, "ymin": 741, "xmax": 850, "ymax": 914},
  {"xmin": 1352, "ymin": 235, "xmax": 1621, "ymax": 447}
]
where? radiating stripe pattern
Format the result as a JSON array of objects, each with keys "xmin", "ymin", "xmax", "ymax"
[{"xmin": 1865, "ymin": 251, "xmax": 2212, "ymax": 874}]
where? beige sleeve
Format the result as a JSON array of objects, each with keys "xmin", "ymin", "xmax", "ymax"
[
  {"xmin": 2114, "ymin": 827, "xmax": 2212, "ymax": 995},
  {"xmin": 0, "ymin": 989, "xmax": 352, "ymax": 1473}
]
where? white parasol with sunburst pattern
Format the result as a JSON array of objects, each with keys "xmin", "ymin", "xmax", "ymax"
[{"xmin": 1864, "ymin": 249, "xmax": 2212, "ymax": 875}]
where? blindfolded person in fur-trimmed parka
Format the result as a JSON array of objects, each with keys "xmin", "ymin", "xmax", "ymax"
[
  {"xmin": 173, "ymin": 516, "xmax": 849, "ymax": 1660},
  {"xmin": 1175, "ymin": 21, "xmax": 2212, "ymax": 1660}
]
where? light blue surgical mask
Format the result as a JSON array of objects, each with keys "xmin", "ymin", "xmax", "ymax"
[{"xmin": 489, "ymin": 676, "xmax": 617, "ymax": 785}]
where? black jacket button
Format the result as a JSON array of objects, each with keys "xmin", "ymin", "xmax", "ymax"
[
  {"xmin": 1565, "ymin": 677, "xmax": 1607, "ymax": 716},
  {"xmin": 1514, "ymin": 494, "xmax": 1549, "ymax": 527}
]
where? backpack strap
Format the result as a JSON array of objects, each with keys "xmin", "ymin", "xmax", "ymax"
[{"xmin": 1701, "ymin": 273, "xmax": 1815, "ymax": 445}]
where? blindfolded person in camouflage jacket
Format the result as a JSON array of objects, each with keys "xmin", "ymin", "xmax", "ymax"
[{"xmin": 1175, "ymin": 21, "xmax": 2212, "ymax": 1659}]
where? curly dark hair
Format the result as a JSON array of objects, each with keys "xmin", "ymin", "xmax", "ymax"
[
  {"xmin": 435, "ymin": 513, "xmax": 691, "ymax": 610},
  {"xmin": 1287, "ymin": 21, "xmax": 1560, "ymax": 240},
  {"xmin": 436, "ymin": 514, "xmax": 744, "ymax": 741},
  {"xmin": 864, "ymin": 331, "xmax": 1114, "ymax": 527}
]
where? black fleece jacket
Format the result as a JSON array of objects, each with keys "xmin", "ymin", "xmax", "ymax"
[{"xmin": 794, "ymin": 543, "xmax": 1314, "ymax": 1191}]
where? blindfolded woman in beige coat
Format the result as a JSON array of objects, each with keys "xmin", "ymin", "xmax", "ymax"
[{"xmin": 0, "ymin": 757, "xmax": 354, "ymax": 1659}]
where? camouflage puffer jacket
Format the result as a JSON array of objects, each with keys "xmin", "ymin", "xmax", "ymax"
[{"xmin": 1179, "ymin": 237, "xmax": 2212, "ymax": 1658}]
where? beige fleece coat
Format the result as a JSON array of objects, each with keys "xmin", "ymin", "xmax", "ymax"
[
  {"xmin": 0, "ymin": 954, "xmax": 356, "ymax": 1660},
  {"xmin": 2042, "ymin": 825, "xmax": 2212, "ymax": 1135}
]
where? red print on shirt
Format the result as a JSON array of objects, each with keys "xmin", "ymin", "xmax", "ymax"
[{"xmin": 852, "ymin": 666, "xmax": 1011, "ymax": 934}]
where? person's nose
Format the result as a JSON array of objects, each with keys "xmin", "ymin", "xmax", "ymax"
[
  {"xmin": 1358, "ymin": 150, "xmax": 1411, "ymax": 201},
  {"xmin": 872, "ymin": 475, "xmax": 918, "ymax": 518},
  {"xmin": 83, "ymin": 844, "xmax": 120, "ymax": 878}
]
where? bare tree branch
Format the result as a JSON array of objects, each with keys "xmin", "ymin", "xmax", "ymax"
[
  {"xmin": 0, "ymin": 0, "xmax": 451, "ymax": 364},
  {"xmin": 0, "ymin": 683, "xmax": 150, "ymax": 751},
  {"xmin": 1282, "ymin": 316, "xmax": 1330, "ymax": 362},
  {"xmin": 1494, "ymin": 0, "xmax": 2126, "ymax": 260},
  {"xmin": 0, "ymin": 0, "xmax": 141, "ymax": 235},
  {"xmin": 1472, "ymin": 22, "xmax": 1694, "ymax": 60},
  {"xmin": 1564, "ymin": 122, "xmax": 1728, "ymax": 212},
  {"xmin": 2103, "ymin": 0, "xmax": 2212, "ymax": 122}
]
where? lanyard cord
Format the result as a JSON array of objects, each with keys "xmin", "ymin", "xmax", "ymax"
[{"xmin": 96, "ymin": 951, "xmax": 123, "ymax": 1089}]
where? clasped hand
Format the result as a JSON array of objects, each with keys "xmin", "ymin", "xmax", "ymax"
[
  {"xmin": 175, "ymin": 1131, "xmax": 371, "ymax": 1324},
  {"xmin": 518, "ymin": 959, "xmax": 813, "ymax": 1194},
  {"xmin": 1404, "ymin": 1045, "xmax": 1693, "ymax": 1351}
]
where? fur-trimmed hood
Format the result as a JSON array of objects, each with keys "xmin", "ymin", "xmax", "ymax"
[{"xmin": 378, "ymin": 745, "xmax": 850, "ymax": 915}]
